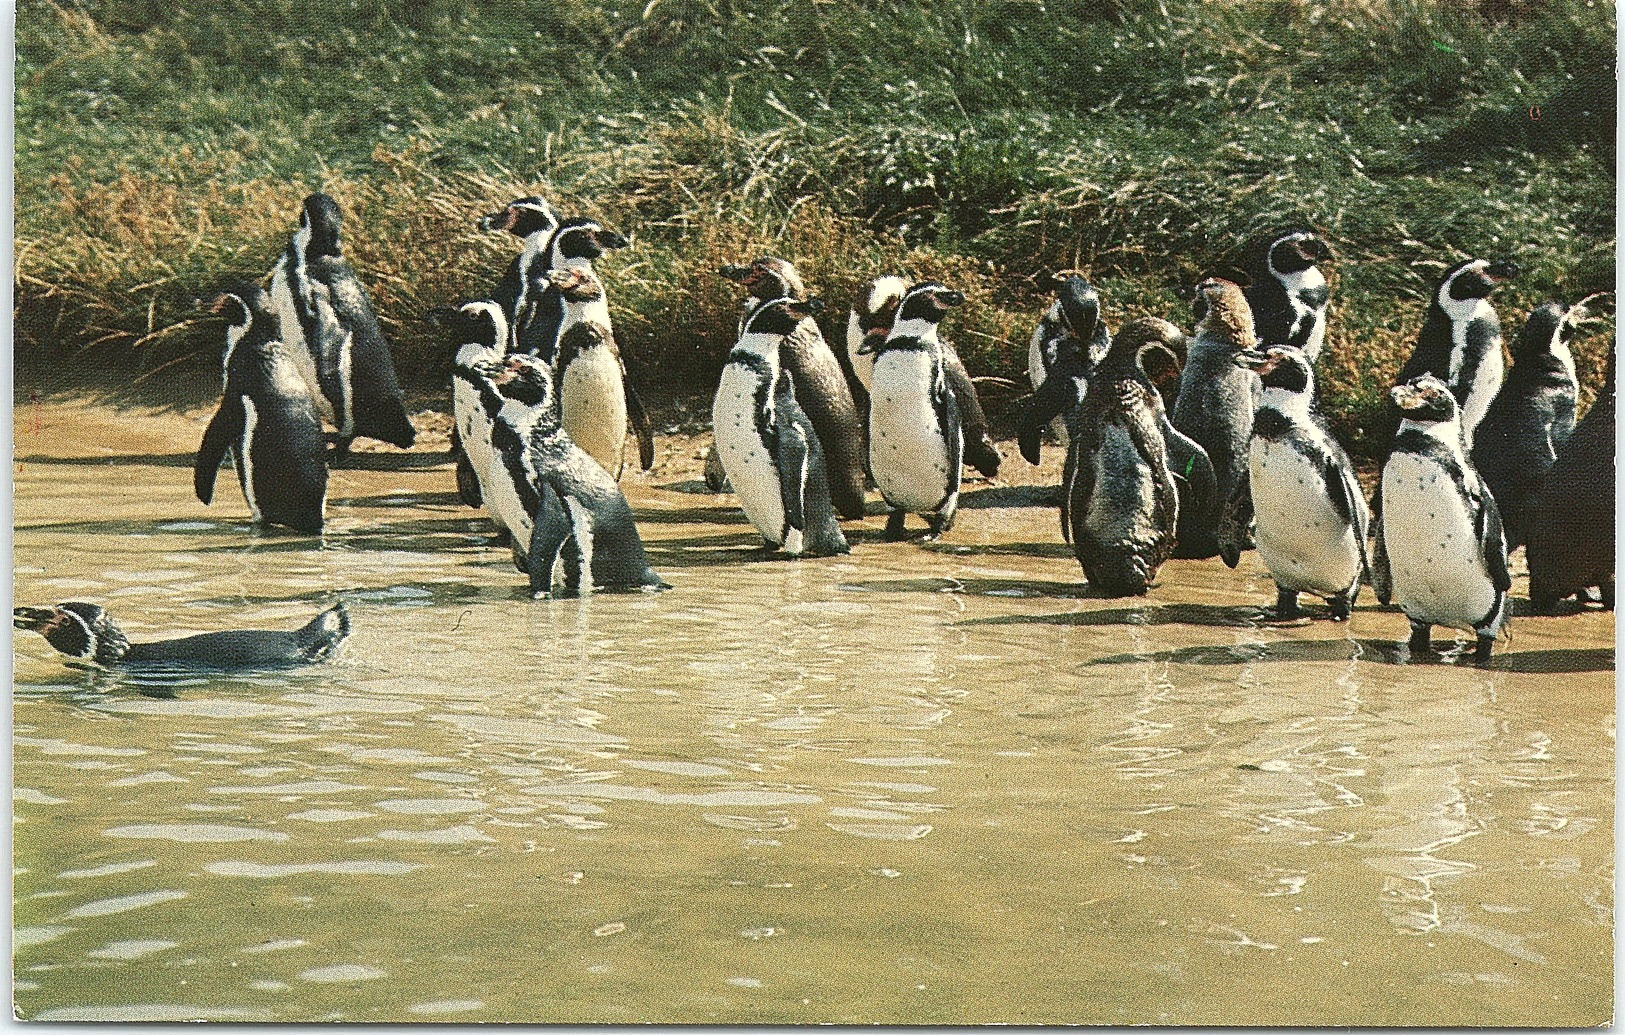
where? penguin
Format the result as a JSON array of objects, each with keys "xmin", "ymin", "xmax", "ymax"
[
  {"xmin": 1026, "ymin": 272, "xmax": 1114, "ymax": 445},
  {"xmin": 1469, "ymin": 299, "xmax": 1587, "ymax": 549},
  {"xmin": 267, "ymin": 192, "xmax": 416, "ymax": 452},
  {"xmin": 719, "ymin": 258, "xmax": 869, "ymax": 518},
  {"xmin": 194, "ymin": 285, "xmax": 328, "ymax": 535},
  {"xmin": 1372, "ymin": 375, "xmax": 1511, "ymax": 664},
  {"xmin": 1171, "ymin": 277, "xmax": 1261, "ymax": 560},
  {"xmin": 548, "ymin": 266, "xmax": 655, "ymax": 480},
  {"xmin": 448, "ymin": 300, "xmax": 510, "ymax": 522},
  {"xmin": 511, "ymin": 217, "xmax": 629, "ymax": 364},
  {"xmin": 478, "ymin": 355, "xmax": 669, "ymax": 597},
  {"xmin": 1244, "ymin": 230, "xmax": 1333, "ymax": 365},
  {"xmin": 478, "ymin": 195, "xmax": 562, "ymax": 349},
  {"xmin": 844, "ymin": 275, "xmax": 1001, "ymax": 478},
  {"xmin": 1394, "ymin": 257, "xmax": 1519, "ymax": 449},
  {"xmin": 1525, "ymin": 341, "xmax": 1614, "ymax": 613},
  {"xmin": 712, "ymin": 296, "xmax": 851, "ymax": 558},
  {"xmin": 14, "ymin": 601, "xmax": 349, "ymax": 671},
  {"xmin": 1231, "ymin": 345, "xmax": 1369, "ymax": 622},
  {"xmin": 860, "ymin": 283, "xmax": 964, "ymax": 540}
]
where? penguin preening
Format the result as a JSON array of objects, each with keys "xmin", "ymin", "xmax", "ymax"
[
  {"xmin": 1026, "ymin": 272, "xmax": 1114, "ymax": 446},
  {"xmin": 14, "ymin": 601, "xmax": 350, "ymax": 671},
  {"xmin": 712, "ymin": 296, "xmax": 851, "ymax": 558},
  {"xmin": 511, "ymin": 217, "xmax": 629, "ymax": 364},
  {"xmin": 480, "ymin": 195, "xmax": 562, "ymax": 353},
  {"xmin": 268, "ymin": 192, "xmax": 416, "ymax": 452},
  {"xmin": 1373, "ymin": 374, "xmax": 1511, "ymax": 664},
  {"xmin": 448, "ymin": 300, "xmax": 511, "ymax": 524},
  {"xmin": 846, "ymin": 275, "xmax": 910, "ymax": 395},
  {"xmin": 1525, "ymin": 340, "xmax": 1614, "ymax": 613},
  {"xmin": 194, "ymin": 285, "xmax": 328, "ymax": 534},
  {"xmin": 549, "ymin": 266, "xmax": 655, "ymax": 480},
  {"xmin": 1245, "ymin": 230, "xmax": 1333, "ymax": 365},
  {"xmin": 1395, "ymin": 257, "xmax": 1518, "ymax": 449}
]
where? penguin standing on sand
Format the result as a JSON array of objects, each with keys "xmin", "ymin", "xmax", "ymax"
[
  {"xmin": 1245, "ymin": 230, "xmax": 1333, "ymax": 365},
  {"xmin": 479, "ymin": 355, "xmax": 669, "ymax": 597},
  {"xmin": 548, "ymin": 266, "xmax": 655, "ymax": 480},
  {"xmin": 1372, "ymin": 375, "xmax": 1511, "ymax": 664},
  {"xmin": 1232, "ymin": 345, "xmax": 1368, "ymax": 621},
  {"xmin": 194, "ymin": 285, "xmax": 328, "ymax": 534},
  {"xmin": 1469, "ymin": 299, "xmax": 1587, "ymax": 549},
  {"xmin": 511, "ymin": 217, "xmax": 629, "ymax": 364},
  {"xmin": 1394, "ymin": 257, "xmax": 1518, "ymax": 449},
  {"xmin": 719, "ymin": 258, "xmax": 869, "ymax": 517},
  {"xmin": 861, "ymin": 283, "xmax": 964, "ymax": 540},
  {"xmin": 1525, "ymin": 341, "xmax": 1614, "ymax": 613},
  {"xmin": 712, "ymin": 296, "xmax": 850, "ymax": 558},
  {"xmin": 268, "ymin": 193, "xmax": 416, "ymax": 453},
  {"xmin": 448, "ymin": 301, "xmax": 510, "ymax": 522},
  {"xmin": 479, "ymin": 195, "xmax": 562, "ymax": 352},
  {"xmin": 14, "ymin": 601, "xmax": 350, "ymax": 672}
]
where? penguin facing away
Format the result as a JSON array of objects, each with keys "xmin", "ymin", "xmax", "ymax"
[
  {"xmin": 512, "ymin": 217, "xmax": 629, "ymax": 364},
  {"xmin": 1469, "ymin": 299, "xmax": 1587, "ymax": 550},
  {"xmin": 1245, "ymin": 230, "xmax": 1333, "ymax": 365},
  {"xmin": 1373, "ymin": 374, "xmax": 1511, "ymax": 664},
  {"xmin": 1525, "ymin": 341, "xmax": 1614, "ymax": 613},
  {"xmin": 194, "ymin": 285, "xmax": 328, "ymax": 535},
  {"xmin": 846, "ymin": 275, "xmax": 910, "ymax": 394},
  {"xmin": 1395, "ymin": 257, "xmax": 1518, "ymax": 449},
  {"xmin": 1232, "ymin": 345, "xmax": 1368, "ymax": 621},
  {"xmin": 548, "ymin": 266, "xmax": 656, "ymax": 480},
  {"xmin": 267, "ymin": 192, "xmax": 416, "ymax": 452},
  {"xmin": 479, "ymin": 195, "xmax": 562, "ymax": 351},
  {"xmin": 448, "ymin": 301, "xmax": 511, "ymax": 521},
  {"xmin": 860, "ymin": 283, "xmax": 965, "ymax": 540},
  {"xmin": 712, "ymin": 296, "xmax": 851, "ymax": 558},
  {"xmin": 14, "ymin": 601, "xmax": 350, "ymax": 671},
  {"xmin": 1025, "ymin": 272, "xmax": 1114, "ymax": 446}
]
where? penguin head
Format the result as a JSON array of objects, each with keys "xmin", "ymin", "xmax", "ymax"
[
  {"xmin": 547, "ymin": 266, "xmax": 605, "ymax": 303},
  {"xmin": 895, "ymin": 282, "xmax": 964, "ymax": 326},
  {"xmin": 1112, "ymin": 317, "xmax": 1186, "ymax": 392},
  {"xmin": 1193, "ymin": 277, "xmax": 1258, "ymax": 348},
  {"xmin": 14, "ymin": 602, "xmax": 129, "ymax": 665},
  {"xmin": 299, "ymin": 193, "xmax": 343, "ymax": 257},
  {"xmin": 1439, "ymin": 258, "xmax": 1518, "ymax": 305},
  {"xmin": 1263, "ymin": 230, "xmax": 1332, "ymax": 277},
  {"xmin": 1390, "ymin": 374, "xmax": 1461, "ymax": 424},
  {"xmin": 478, "ymin": 196, "xmax": 560, "ymax": 239},
  {"xmin": 852, "ymin": 275, "xmax": 909, "ymax": 347},
  {"xmin": 718, "ymin": 257, "xmax": 807, "ymax": 303},
  {"xmin": 550, "ymin": 218, "xmax": 629, "ymax": 265},
  {"xmin": 744, "ymin": 296, "xmax": 825, "ymax": 339},
  {"xmin": 492, "ymin": 354, "xmax": 556, "ymax": 410},
  {"xmin": 1051, "ymin": 272, "xmax": 1102, "ymax": 344},
  {"xmin": 452, "ymin": 301, "xmax": 509, "ymax": 352},
  {"xmin": 1235, "ymin": 344, "xmax": 1314, "ymax": 395},
  {"xmin": 211, "ymin": 283, "xmax": 275, "ymax": 334},
  {"xmin": 1509, "ymin": 301, "xmax": 1576, "ymax": 362}
]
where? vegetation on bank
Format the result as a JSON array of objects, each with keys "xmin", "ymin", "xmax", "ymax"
[{"xmin": 15, "ymin": 0, "xmax": 1616, "ymax": 454}]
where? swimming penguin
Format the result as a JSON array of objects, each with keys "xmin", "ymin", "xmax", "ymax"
[
  {"xmin": 1372, "ymin": 375, "xmax": 1511, "ymax": 664},
  {"xmin": 845, "ymin": 274, "xmax": 1002, "ymax": 478},
  {"xmin": 1245, "ymin": 230, "xmax": 1333, "ymax": 365},
  {"xmin": 511, "ymin": 217, "xmax": 629, "ymax": 364},
  {"xmin": 476, "ymin": 355, "xmax": 669, "ymax": 597},
  {"xmin": 1395, "ymin": 257, "xmax": 1519, "ymax": 449},
  {"xmin": 1231, "ymin": 345, "xmax": 1368, "ymax": 621},
  {"xmin": 712, "ymin": 296, "xmax": 851, "ymax": 558},
  {"xmin": 267, "ymin": 193, "xmax": 416, "ymax": 452},
  {"xmin": 448, "ymin": 300, "xmax": 510, "ymax": 521},
  {"xmin": 719, "ymin": 258, "xmax": 868, "ymax": 518},
  {"xmin": 1026, "ymin": 272, "xmax": 1114, "ymax": 445},
  {"xmin": 1172, "ymin": 277, "xmax": 1261, "ymax": 559},
  {"xmin": 548, "ymin": 266, "xmax": 655, "ymax": 480},
  {"xmin": 194, "ymin": 285, "xmax": 328, "ymax": 534},
  {"xmin": 14, "ymin": 601, "xmax": 350, "ymax": 671},
  {"xmin": 1469, "ymin": 299, "xmax": 1587, "ymax": 549},
  {"xmin": 478, "ymin": 195, "xmax": 562, "ymax": 351},
  {"xmin": 860, "ymin": 283, "xmax": 964, "ymax": 540},
  {"xmin": 1525, "ymin": 341, "xmax": 1614, "ymax": 613}
]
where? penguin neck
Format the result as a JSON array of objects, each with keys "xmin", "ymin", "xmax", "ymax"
[
  {"xmin": 1197, "ymin": 306, "xmax": 1256, "ymax": 350},
  {"xmin": 501, "ymin": 396, "xmax": 557, "ymax": 436},
  {"xmin": 456, "ymin": 339, "xmax": 503, "ymax": 370},
  {"xmin": 1274, "ymin": 265, "xmax": 1324, "ymax": 307},
  {"xmin": 1437, "ymin": 293, "xmax": 1495, "ymax": 332},
  {"xmin": 1549, "ymin": 340, "xmax": 1578, "ymax": 388},
  {"xmin": 562, "ymin": 293, "xmax": 611, "ymax": 332},
  {"xmin": 1259, "ymin": 386, "xmax": 1312, "ymax": 422},
  {"xmin": 222, "ymin": 323, "xmax": 246, "ymax": 387},
  {"xmin": 1398, "ymin": 416, "xmax": 1466, "ymax": 457},
  {"xmin": 888, "ymin": 317, "xmax": 943, "ymax": 346},
  {"xmin": 732, "ymin": 329, "xmax": 785, "ymax": 371}
]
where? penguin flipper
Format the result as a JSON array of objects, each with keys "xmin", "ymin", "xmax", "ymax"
[
  {"xmin": 941, "ymin": 345, "xmax": 999, "ymax": 478},
  {"xmin": 1162, "ymin": 416, "xmax": 1217, "ymax": 530},
  {"xmin": 527, "ymin": 484, "xmax": 574, "ymax": 598},
  {"xmin": 1474, "ymin": 485, "xmax": 1513, "ymax": 594},
  {"xmin": 774, "ymin": 406, "xmax": 811, "ymax": 536},
  {"xmin": 937, "ymin": 376, "xmax": 963, "ymax": 488},
  {"xmin": 194, "ymin": 394, "xmax": 245, "ymax": 505},
  {"xmin": 1369, "ymin": 485, "xmax": 1393, "ymax": 605},
  {"xmin": 1016, "ymin": 376, "xmax": 1080, "ymax": 465},
  {"xmin": 625, "ymin": 379, "xmax": 656, "ymax": 472}
]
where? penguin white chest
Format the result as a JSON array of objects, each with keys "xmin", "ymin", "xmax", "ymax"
[
  {"xmin": 1381, "ymin": 454, "xmax": 1498, "ymax": 631},
  {"xmin": 1278, "ymin": 267, "xmax": 1327, "ymax": 362},
  {"xmin": 483, "ymin": 431, "xmax": 534, "ymax": 548},
  {"xmin": 561, "ymin": 348, "xmax": 629, "ymax": 477},
  {"xmin": 713, "ymin": 365, "xmax": 786, "ymax": 546},
  {"xmin": 269, "ymin": 263, "xmax": 334, "ymax": 424},
  {"xmin": 869, "ymin": 351, "xmax": 955, "ymax": 513},
  {"xmin": 845, "ymin": 315, "xmax": 875, "ymax": 392},
  {"xmin": 1249, "ymin": 437, "xmax": 1362, "ymax": 596}
]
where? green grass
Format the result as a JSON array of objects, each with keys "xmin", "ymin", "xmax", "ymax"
[{"xmin": 15, "ymin": 0, "xmax": 1616, "ymax": 453}]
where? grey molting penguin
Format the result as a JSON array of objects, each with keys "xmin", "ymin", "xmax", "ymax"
[
  {"xmin": 719, "ymin": 257, "xmax": 869, "ymax": 518},
  {"xmin": 711, "ymin": 296, "xmax": 851, "ymax": 558},
  {"xmin": 860, "ymin": 283, "xmax": 965, "ymax": 540},
  {"xmin": 1025, "ymin": 272, "xmax": 1114, "ymax": 446},
  {"xmin": 14, "ymin": 601, "xmax": 350, "ymax": 672},
  {"xmin": 1469, "ymin": 299, "xmax": 1588, "ymax": 550},
  {"xmin": 1171, "ymin": 276, "xmax": 1262, "ymax": 560},
  {"xmin": 1244, "ymin": 230, "xmax": 1333, "ymax": 365},
  {"xmin": 1231, "ymin": 345, "xmax": 1369, "ymax": 622},
  {"xmin": 481, "ymin": 355, "xmax": 669, "ymax": 597},
  {"xmin": 1372, "ymin": 375, "xmax": 1511, "ymax": 664},
  {"xmin": 510, "ymin": 216, "xmax": 630, "ymax": 364},
  {"xmin": 548, "ymin": 266, "xmax": 655, "ymax": 480},
  {"xmin": 194, "ymin": 286, "xmax": 328, "ymax": 535},
  {"xmin": 448, "ymin": 300, "xmax": 510, "ymax": 523},
  {"xmin": 479, "ymin": 195, "xmax": 562, "ymax": 349},
  {"xmin": 268, "ymin": 192, "xmax": 416, "ymax": 452},
  {"xmin": 1395, "ymin": 257, "xmax": 1519, "ymax": 449},
  {"xmin": 1525, "ymin": 341, "xmax": 1614, "ymax": 613}
]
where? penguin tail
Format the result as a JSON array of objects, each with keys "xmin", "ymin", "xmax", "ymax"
[{"xmin": 297, "ymin": 602, "xmax": 351, "ymax": 662}]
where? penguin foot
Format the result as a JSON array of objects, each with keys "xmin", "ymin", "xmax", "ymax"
[
  {"xmin": 1407, "ymin": 621, "xmax": 1433, "ymax": 657},
  {"xmin": 883, "ymin": 511, "xmax": 908, "ymax": 542},
  {"xmin": 1473, "ymin": 634, "xmax": 1496, "ymax": 666},
  {"xmin": 531, "ymin": 590, "xmax": 552, "ymax": 601},
  {"xmin": 1257, "ymin": 611, "xmax": 1312, "ymax": 628}
]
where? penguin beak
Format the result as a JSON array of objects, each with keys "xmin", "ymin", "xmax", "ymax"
[
  {"xmin": 935, "ymin": 290, "xmax": 965, "ymax": 310},
  {"xmin": 478, "ymin": 207, "xmax": 518, "ymax": 233},
  {"xmin": 592, "ymin": 229, "xmax": 630, "ymax": 251},
  {"xmin": 718, "ymin": 264, "xmax": 754, "ymax": 284},
  {"xmin": 1484, "ymin": 260, "xmax": 1519, "ymax": 282},
  {"xmin": 1234, "ymin": 348, "xmax": 1278, "ymax": 373},
  {"xmin": 14, "ymin": 606, "xmax": 56, "ymax": 631}
]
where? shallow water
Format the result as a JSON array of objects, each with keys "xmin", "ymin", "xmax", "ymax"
[{"xmin": 12, "ymin": 402, "xmax": 1614, "ymax": 1024}]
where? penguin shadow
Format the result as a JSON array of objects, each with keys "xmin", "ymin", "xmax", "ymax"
[
  {"xmin": 327, "ymin": 450, "xmax": 449, "ymax": 472},
  {"xmin": 917, "ymin": 540, "xmax": 1077, "ymax": 560},
  {"xmin": 1510, "ymin": 596, "xmax": 1612, "ymax": 618},
  {"xmin": 644, "ymin": 532, "xmax": 824, "ymax": 568},
  {"xmin": 15, "ymin": 451, "xmax": 196, "ymax": 468},
  {"xmin": 330, "ymin": 491, "xmax": 468, "ymax": 509},
  {"xmin": 190, "ymin": 582, "xmax": 495, "ymax": 610},
  {"xmin": 959, "ymin": 601, "xmax": 1264, "ymax": 628},
  {"xmin": 18, "ymin": 517, "xmax": 259, "ymax": 537},
  {"xmin": 630, "ymin": 505, "xmax": 752, "ymax": 526},
  {"xmin": 959, "ymin": 484, "xmax": 1064, "ymax": 509},
  {"xmin": 655, "ymin": 479, "xmax": 721, "ymax": 496},
  {"xmin": 836, "ymin": 576, "xmax": 1098, "ymax": 600},
  {"xmin": 1081, "ymin": 638, "xmax": 1613, "ymax": 674}
]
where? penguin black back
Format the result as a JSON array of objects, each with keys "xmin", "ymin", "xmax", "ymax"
[
  {"xmin": 1244, "ymin": 230, "xmax": 1332, "ymax": 364},
  {"xmin": 1525, "ymin": 342, "xmax": 1614, "ymax": 612},
  {"xmin": 513, "ymin": 217, "xmax": 629, "ymax": 362},
  {"xmin": 15, "ymin": 601, "xmax": 350, "ymax": 671}
]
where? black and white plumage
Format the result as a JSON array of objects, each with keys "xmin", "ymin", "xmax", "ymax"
[
  {"xmin": 860, "ymin": 283, "xmax": 964, "ymax": 540},
  {"xmin": 1026, "ymin": 273, "xmax": 1114, "ymax": 445},
  {"xmin": 448, "ymin": 301, "xmax": 510, "ymax": 520},
  {"xmin": 480, "ymin": 195, "xmax": 562, "ymax": 351},
  {"xmin": 1394, "ymin": 257, "xmax": 1518, "ymax": 449},
  {"xmin": 1526, "ymin": 342, "xmax": 1614, "ymax": 613},
  {"xmin": 194, "ymin": 285, "xmax": 327, "ymax": 534},
  {"xmin": 268, "ymin": 193, "xmax": 415, "ymax": 452},
  {"xmin": 1245, "ymin": 230, "xmax": 1333, "ymax": 365},
  {"xmin": 508, "ymin": 217, "xmax": 629, "ymax": 364},
  {"xmin": 712, "ymin": 296, "xmax": 850, "ymax": 558},
  {"xmin": 1469, "ymin": 300, "xmax": 1586, "ymax": 549},
  {"xmin": 550, "ymin": 266, "xmax": 655, "ymax": 480},
  {"xmin": 14, "ymin": 601, "xmax": 349, "ymax": 671},
  {"xmin": 1372, "ymin": 375, "xmax": 1511, "ymax": 664},
  {"xmin": 480, "ymin": 355, "xmax": 668, "ymax": 598},
  {"xmin": 1230, "ymin": 345, "xmax": 1368, "ymax": 621},
  {"xmin": 845, "ymin": 274, "xmax": 909, "ymax": 395}
]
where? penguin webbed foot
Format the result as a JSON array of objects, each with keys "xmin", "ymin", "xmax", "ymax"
[
  {"xmin": 1258, "ymin": 587, "xmax": 1310, "ymax": 626},
  {"xmin": 1473, "ymin": 634, "xmax": 1496, "ymax": 666},
  {"xmin": 1406, "ymin": 620, "xmax": 1433, "ymax": 658},
  {"xmin": 883, "ymin": 510, "xmax": 909, "ymax": 542}
]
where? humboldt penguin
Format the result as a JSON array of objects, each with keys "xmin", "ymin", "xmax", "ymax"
[
  {"xmin": 511, "ymin": 217, "xmax": 630, "ymax": 363},
  {"xmin": 548, "ymin": 266, "xmax": 655, "ymax": 480},
  {"xmin": 719, "ymin": 257, "xmax": 868, "ymax": 518},
  {"xmin": 712, "ymin": 296, "xmax": 850, "ymax": 558},
  {"xmin": 1026, "ymin": 272, "xmax": 1113, "ymax": 445},
  {"xmin": 1372, "ymin": 375, "xmax": 1511, "ymax": 664},
  {"xmin": 1469, "ymin": 299, "xmax": 1587, "ymax": 549},
  {"xmin": 14, "ymin": 601, "xmax": 349, "ymax": 671},
  {"xmin": 845, "ymin": 275, "xmax": 910, "ymax": 394},
  {"xmin": 267, "ymin": 192, "xmax": 416, "ymax": 452},
  {"xmin": 860, "ymin": 283, "xmax": 964, "ymax": 540},
  {"xmin": 1525, "ymin": 341, "xmax": 1614, "ymax": 613},
  {"xmin": 1245, "ymin": 230, "xmax": 1333, "ymax": 365},
  {"xmin": 448, "ymin": 300, "xmax": 510, "ymax": 522},
  {"xmin": 479, "ymin": 194, "xmax": 562, "ymax": 351},
  {"xmin": 1395, "ymin": 257, "xmax": 1518, "ymax": 449},
  {"xmin": 1232, "ymin": 345, "xmax": 1368, "ymax": 621},
  {"xmin": 194, "ymin": 285, "xmax": 328, "ymax": 534}
]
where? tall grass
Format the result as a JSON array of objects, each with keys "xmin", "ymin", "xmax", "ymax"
[{"xmin": 15, "ymin": 0, "xmax": 1615, "ymax": 453}]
